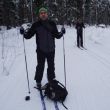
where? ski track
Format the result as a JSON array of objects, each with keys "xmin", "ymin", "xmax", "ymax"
[{"xmin": 0, "ymin": 26, "xmax": 110, "ymax": 110}]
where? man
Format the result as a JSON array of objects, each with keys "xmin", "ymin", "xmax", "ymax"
[
  {"xmin": 75, "ymin": 19, "xmax": 85, "ymax": 48},
  {"xmin": 20, "ymin": 7, "xmax": 65, "ymax": 88}
]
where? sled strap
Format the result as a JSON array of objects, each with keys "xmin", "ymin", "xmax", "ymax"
[
  {"xmin": 61, "ymin": 101, "xmax": 68, "ymax": 110},
  {"xmin": 58, "ymin": 81, "xmax": 66, "ymax": 89}
]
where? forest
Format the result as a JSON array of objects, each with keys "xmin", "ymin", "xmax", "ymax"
[{"xmin": 0, "ymin": 0, "xmax": 110, "ymax": 28}]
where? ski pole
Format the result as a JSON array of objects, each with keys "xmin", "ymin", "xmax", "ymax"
[
  {"xmin": 1, "ymin": 31, "xmax": 4, "ymax": 59},
  {"xmin": 83, "ymin": 28, "xmax": 85, "ymax": 48},
  {"xmin": 62, "ymin": 25, "xmax": 67, "ymax": 88},
  {"xmin": 22, "ymin": 36, "xmax": 31, "ymax": 101}
]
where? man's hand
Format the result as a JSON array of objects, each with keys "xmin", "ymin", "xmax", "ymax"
[
  {"xmin": 61, "ymin": 27, "xmax": 66, "ymax": 34},
  {"xmin": 20, "ymin": 27, "xmax": 25, "ymax": 35}
]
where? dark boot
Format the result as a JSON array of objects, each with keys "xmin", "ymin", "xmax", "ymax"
[{"xmin": 36, "ymin": 82, "xmax": 41, "ymax": 89}]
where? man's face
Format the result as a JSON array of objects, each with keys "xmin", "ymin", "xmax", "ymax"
[{"xmin": 39, "ymin": 11, "xmax": 48, "ymax": 21}]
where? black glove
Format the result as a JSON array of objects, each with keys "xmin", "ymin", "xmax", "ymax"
[
  {"xmin": 61, "ymin": 27, "xmax": 66, "ymax": 34},
  {"xmin": 20, "ymin": 27, "xmax": 25, "ymax": 35}
]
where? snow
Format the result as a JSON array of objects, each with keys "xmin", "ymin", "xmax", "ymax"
[{"xmin": 0, "ymin": 25, "xmax": 110, "ymax": 110}]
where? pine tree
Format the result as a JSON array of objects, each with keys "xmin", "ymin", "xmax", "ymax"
[{"xmin": 3, "ymin": 0, "xmax": 16, "ymax": 28}]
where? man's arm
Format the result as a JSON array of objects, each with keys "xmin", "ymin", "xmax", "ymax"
[
  {"xmin": 82, "ymin": 23, "xmax": 85, "ymax": 28},
  {"xmin": 75, "ymin": 23, "xmax": 78, "ymax": 29},
  {"xmin": 52, "ymin": 22, "xmax": 65, "ymax": 39},
  {"xmin": 24, "ymin": 23, "xmax": 36, "ymax": 39}
]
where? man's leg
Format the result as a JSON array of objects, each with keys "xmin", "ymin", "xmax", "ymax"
[
  {"xmin": 77, "ymin": 34, "xmax": 80, "ymax": 47},
  {"xmin": 47, "ymin": 51, "xmax": 55, "ymax": 82},
  {"xmin": 34, "ymin": 50, "xmax": 45, "ymax": 84},
  {"xmin": 80, "ymin": 34, "xmax": 83, "ymax": 47}
]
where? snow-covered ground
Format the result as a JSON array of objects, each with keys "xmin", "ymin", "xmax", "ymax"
[{"xmin": 0, "ymin": 25, "xmax": 110, "ymax": 110}]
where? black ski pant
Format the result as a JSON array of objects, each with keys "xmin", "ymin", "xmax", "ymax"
[
  {"xmin": 77, "ymin": 33, "xmax": 83, "ymax": 47},
  {"xmin": 34, "ymin": 50, "xmax": 55, "ymax": 83}
]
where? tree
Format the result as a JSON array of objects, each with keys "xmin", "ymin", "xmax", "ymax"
[
  {"xmin": 1, "ymin": 0, "xmax": 110, "ymax": 26},
  {"xmin": 3, "ymin": 0, "xmax": 17, "ymax": 28}
]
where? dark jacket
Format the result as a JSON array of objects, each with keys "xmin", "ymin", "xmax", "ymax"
[
  {"xmin": 75, "ymin": 22, "xmax": 85, "ymax": 35},
  {"xmin": 24, "ymin": 20, "xmax": 63, "ymax": 53}
]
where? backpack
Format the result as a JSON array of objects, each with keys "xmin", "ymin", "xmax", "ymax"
[{"xmin": 42, "ymin": 80, "xmax": 68, "ymax": 109}]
